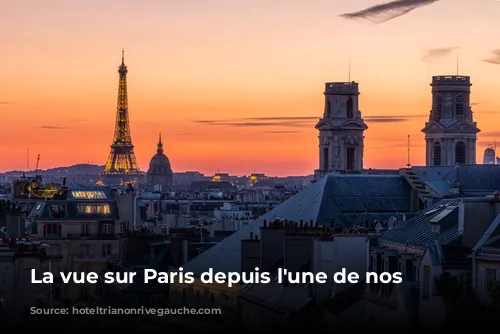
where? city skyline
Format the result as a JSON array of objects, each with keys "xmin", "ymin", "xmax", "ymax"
[{"xmin": 2, "ymin": 0, "xmax": 500, "ymax": 176}]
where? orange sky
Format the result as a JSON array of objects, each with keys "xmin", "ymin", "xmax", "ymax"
[{"xmin": 2, "ymin": 0, "xmax": 500, "ymax": 176}]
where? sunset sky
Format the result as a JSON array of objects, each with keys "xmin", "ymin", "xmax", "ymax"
[{"xmin": 2, "ymin": 0, "xmax": 500, "ymax": 176}]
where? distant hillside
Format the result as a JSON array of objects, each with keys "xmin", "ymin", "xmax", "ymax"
[{"xmin": 1, "ymin": 164, "xmax": 104, "ymax": 176}]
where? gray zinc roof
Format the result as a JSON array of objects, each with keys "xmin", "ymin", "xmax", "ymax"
[
  {"xmin": 380, "ymin": 199, "xmax": 461, "ymax": 248},
  {"xmin": 182, "ymin": 173, "xmax": 413, "ymax": 276}
]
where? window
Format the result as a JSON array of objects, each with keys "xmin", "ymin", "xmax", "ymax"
[
  {"xmin": 346, "ymin": 97, "xmax": 353, "ymax": 118},
  {"xmin": 44, "ymin": 224, "xmax": 61, "ymax": 237},
  {"xmin": 76, "ymin": 204, "xmax": 111, "ymax": 215},
  {"xmin": 81, "ymin": 224, "xmax": 89, "ymax": 236},
  {"xmin": 346, "ymin": 147, "xmax": 355, "ymax": 170},
  {"xmin": 120, "ymin": 221, "xmax": 129, "ymax": 233},
  {"xmin": 455, "ymin": 95, "xmax": 464, "ymax": 117},
  {"xmin": 435, "ymin": 95, "xmax": 442, "ymax": 120},
  {"xmin": 455, "ymin": 141, "xmax": 466, "ymax": 164},
  {"xmin": 433, "ymin": 141, "xmax": 442, "ymax": 166},
  {"xmin": 50, "ymin": 205, "xmax": 65, "ymax": 218},
  {"xmin": 71, "ymin": 190, "xmax": 107, "ymax": 200},
  {"xmin": 398, "ymin": 262, "xmax": 406, "ymax": 276},
  {"xmin": 47, "ymin": 245, "xmax": 61, "ymax": 256},
  {"xmin": 325, "ymin": 100, "xmax": 331, "ymax": 118},
  {"xmin": 79, "ymin": 244, "xmax": 90, "ymax": 256},
  {"xmin": 102, "ymin": 244, "xmax": 112, "ymax": 256},
  {"xmin": 102, "ymin": 223, "xmax": 112, "ymax": 234},
  {"xmin": 422, "ymin": 265, "xmax": 431, "ymax": 298},
  {"xmin": 486, "ymin": 269, "xmax": 497, "ymax": 292},
  {"xmin": 413, "ymin": 264, "xmax": 420, "ymax": 282},
  {"xmin": 323, "ymin": 147, "xmax": 329, "ymax": 171}
]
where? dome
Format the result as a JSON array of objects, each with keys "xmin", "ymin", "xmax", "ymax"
[
  {"xmin": 147, "ymin": 133, "xmax": 173, "ymax": 190},
  {"xmin": 148, "ymin": 133, "xmax": 173, "ymax": 172},
  {"xmin": 149, "ymin": 152, "xmax": 171, "ymax": 169}
]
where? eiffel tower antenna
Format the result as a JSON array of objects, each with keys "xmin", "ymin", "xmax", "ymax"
[{"xmin": 98, "ymin": 50, "xmax": 141, "ymax": 186}]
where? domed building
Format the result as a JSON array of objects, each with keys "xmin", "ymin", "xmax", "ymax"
[{"xmin": 146, "ymin": 133, "xmax": 173, "ymax": 191}]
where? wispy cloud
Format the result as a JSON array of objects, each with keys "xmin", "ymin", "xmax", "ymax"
[
  {"xmin": 194, "ymin": 115, "xmax": 427, "ymax": 128},
  {"xmin": 193, "ymin": 116, "xmax": 316, "ymax": 128},
  {"xmin": 471, "ymin": 102, "xmax": 481, "ymax": 106},
  {"xmin": 340, "ymin": 0, "xmax": 439, "ymax": 24},
  {"xmin": 263, "ymin": 130, "xmax": 303, "ymax": 134},
  {"xmin": 483, "ymin": 49, "xmax": 500, "ymax": 65},
  {"xmin": 38, "ymin": 126, "xmax": 70, "ymax": 130},
  {"xmin": 422, "ymin": 47, "xmax": 459, "ymax": 62},
  {"xmin": 365, "ymin": 114, "xmax": 427, "ymax": 123},
  {"xmin": 0, "ymin": 101, "xmax": 13, "ymax": 105},
  {"xmin": 479, "ymin": 131, "xmax": 500, "ymax": 137}
]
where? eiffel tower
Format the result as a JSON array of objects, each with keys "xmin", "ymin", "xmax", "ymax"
[{"xmin": 97, "ymin": 50, "xmax": 144, "ymax": 186}]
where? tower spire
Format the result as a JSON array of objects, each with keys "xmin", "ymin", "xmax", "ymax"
[
  {"xmin": 157, "ymin": 132, "xmax": 164, "ymax": 154},
  {"xmin": 98, "ymin": 50, "xmax": 140, "ymax": 185}
]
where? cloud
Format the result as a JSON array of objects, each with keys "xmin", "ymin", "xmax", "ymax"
[
  {"xmin": 193, "ymin": 116, "xmax": 317, "ymax": 128},
  {"xmin": 38, "ymin": 126, "xmax": 70, "ymax": 130},
  {"xmin": 263, "ymin": 130, "xmax": 303, "ymax": 134},
  {"xmin": 0, "ymin": 101, "xmax": 13, "ymax": 104},
  {"xmin": 471, "ymin": 102, "xmax": 480, "ymax": 106},
  {"xmin": 364, "ymin": 114, "xmax": 427, "ymax": 123},
  {"xmin": 194, "ymin": 115, "xmax": 427, "ymax": 127},
  {"xmin": 483, "ymin": 49, "xmax": 500, "ymax": 65},
  {"xmin": 480, "ymin": 131, "xmax": 500, "ymax": 138},
  {"xmin": 422, "ymin": 47, "xmax": 459, "ymax": 62},
  {"xmin": 340, "ymin": 0, "xmax": 439, "ymax": 24}
]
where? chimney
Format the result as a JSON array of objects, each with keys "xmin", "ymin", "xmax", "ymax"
[
  {"xmin": 62, "ymin": 177, "xmax": 66, "ymax": 186},
  {"xmin": 241, "ymin": 231, "xmax": 261, "ymax": 274},
  {"xmin": 260, "ymin": 219, "xmax": 286, "ymax": 271},
  {"xmin": 181, "ymin": 239, "xmax": 188, "ymax": 265},
  {"xmin": 458, "ymin": 200, "xmax": 464, "ymax": 235},
  {"xmin": 410, "ymin": 189, "xmax": 419, "ymax": 212}
]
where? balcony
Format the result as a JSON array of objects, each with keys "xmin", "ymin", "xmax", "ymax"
[
  {"xmin": 67, "ymin": 233, "xmax": 119, "ymax": 240},
  {"xmin": 74, "ymin": 254, "xmax": 111, "ymax": 262}
]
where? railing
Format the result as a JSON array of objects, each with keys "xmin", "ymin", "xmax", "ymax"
[
  {"xmin": 67, "ymin": 233, "xmax": 118, "ymax": 240},
  {"xmin": 74, "ymin": 254, "xmax": 111, "ymax": 260}
]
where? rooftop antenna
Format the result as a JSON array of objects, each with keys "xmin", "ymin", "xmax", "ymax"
[
  {"xmin": 26, "ymin": 148, "xmax": 29, "ymax": 172},
  {"xmin": 456, "ymin": 51, "xmax": 459, "ymax": 75},
  {"xmin": 348, "ymin": 57, "xmax": 351, "ymax": 82},
  {"xmin": 406, "ymin": 135, "xmax": 411, "ymax": 168}
]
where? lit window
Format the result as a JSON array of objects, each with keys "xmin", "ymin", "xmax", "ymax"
[
  {"xmin": 76, "ymin": 204, "xmax": 112, "ymax": 215},
  {"xmin": 71, "ymin": 191, "xmax": 107, "ymax": 200}
]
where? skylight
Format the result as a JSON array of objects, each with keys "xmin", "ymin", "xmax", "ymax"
[{"xmin": 71, "ymin": 190, "xmax": 107, "ymax": 200}]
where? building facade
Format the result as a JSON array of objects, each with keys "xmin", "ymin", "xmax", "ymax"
[
  {"xmin": 422, "ymin": 75, "xmax": 480, "ymax": 166},
  {"xmin": 314, "ymin": 82, "xmax": 368, "ymax": 180}
]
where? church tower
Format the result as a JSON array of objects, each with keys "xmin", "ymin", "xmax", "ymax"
[
  {"xmin": 314, "ymin": 82, "xmax": 368, "ymax": 180},
  {"xmin": 421, "ymin": 75, "xmax": 480, "ymax": 166}
]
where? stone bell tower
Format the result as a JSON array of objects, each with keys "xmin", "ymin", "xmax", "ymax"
[
  {"xmin": 421, "ymin": 75, "xmax": 480, "ymax": 166},
  {"xmin": 314, "ymin": 81, "xmax": 368, "ymax": 180}
]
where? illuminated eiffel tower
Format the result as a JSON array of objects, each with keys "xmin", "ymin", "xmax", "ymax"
[{"xmin": 97, "ymin": 50, "xmax": 144, "ymax": 186}]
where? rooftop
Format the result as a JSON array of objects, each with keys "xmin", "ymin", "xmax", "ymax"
[{"xmin": 182, "ymin": 173, "xmax": 414, "ymax": 275}]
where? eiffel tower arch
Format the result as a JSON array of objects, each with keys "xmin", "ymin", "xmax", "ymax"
[{"xmin": 97, "ymin": 50, "xmax": 144, "ymax": 186}]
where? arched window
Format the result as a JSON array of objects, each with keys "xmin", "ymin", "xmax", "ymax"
[
  {"xmin": 326, "ymin": 100, "xmax": 331, "ymax": 118},
  {"xmin": 346, "ymin": 97, "xmax": 353, "ymax": 118},
  {"xmin": 455, "ymin": 95, "xmax": 464, "ymax": 118},
  {"xmin": 433, "ymin": 141, "xmax": 442, "ymax": 166},
  {"xmin": 435, "ymin": 95, "xmax": 442, "ymax": 120},
  {"xmin": 455, "ymin": 141, "xmax": 466, "ymax": 164}
]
